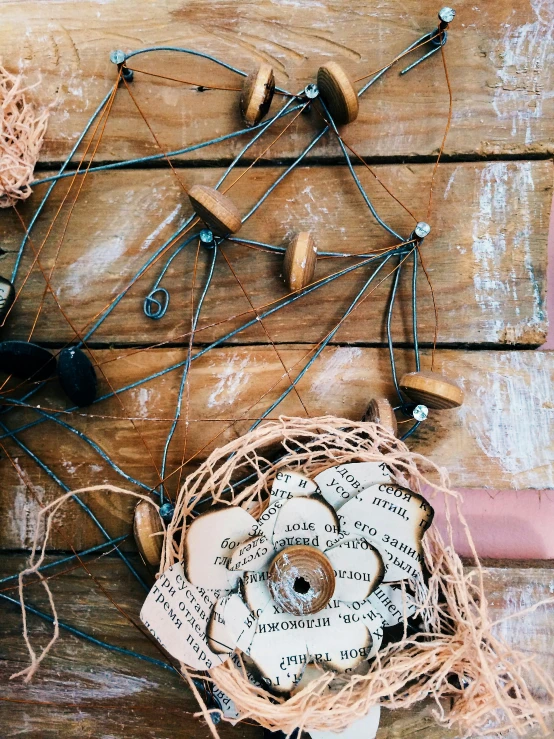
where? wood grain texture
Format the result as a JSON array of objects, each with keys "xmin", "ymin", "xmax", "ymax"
[
  {"xmin": 0, "ymin": 160, "xmax": 549, "ymax": 346},
  {"xmin": 4, "ymin": 0, "xmax": 554, "ymax": 163},
  {"xmin": 0, "ymin": 555, "xmax": 552, "ymax": 738},
  {"xmin": 1, "ymin": 347, "xmax": 552, "ymax": 551}
]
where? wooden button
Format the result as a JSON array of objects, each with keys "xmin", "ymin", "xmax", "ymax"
[
  {"xmin": 283, "ymin": 232, "xmax": 317, "ymax": 291},
  {"xmin": 188, "ymin": 185, "xmax": 242, "ymax": 236},
  {"xmin": 399, "ymin": 370, "xmax": 464, "ymax": 410},
  {"xmin": 133, "ymin": 500, "xmax": 164, "ymax": 568},
  {"xmin": 268, "ymin": 545, "xmax": 335, "ymax": 616},
  {"xmin": 0, "ymin": 276, "xmax": 15, "ymax": 323},
  {"xmin": 317, "ymin": 62, "xmax": 359, "ymax": 125},
  {"xmin": 240, "ymin": 63, "xmax": 275, "ymax": 127},
  {"xmin": 362, "ymin": 398, "xmax": 398, "ymax": 436}
]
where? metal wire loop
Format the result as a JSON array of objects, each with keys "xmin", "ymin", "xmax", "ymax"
[{"xmin": 143, "ymin": 287, "xmax": 170, "ymax": 319}]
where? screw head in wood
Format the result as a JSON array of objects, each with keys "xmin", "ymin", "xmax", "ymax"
[
  {"xmin": 413, "ymin": 221, "xmax": 431, "ymax": 240},
  {"xmin": 283, "ymin": 232, "xmax": 317, "ymax": 291},
  {"xmin": 133, "ymin": 499, "xmax": 164, "ymax": 568},
  {"xmin": 199, "ymin": 228, "xmax": 215, "ymax": 247},
  {"xmin": 362, "ymin": 398, "xmax": 398, "ymax": 436},
  {"xmin": 159, "ymin": 502, "xmax": 175, "ymax": 524},
  {"xmin": 188, "ymin": 185, "xmax": 242, "ymax": 236},
  {"xmin": 400, "ymin": 370, "xmax": 464, "ymax": 410},
  {"xmin": 268, "ymin": 545, "xmax": 335, "ymax": 616},
  {"xmin": 317, "ymin": 62, "xmax": 359, "ymax": 125},
  {"xmin": 304, "ymin": 83, "xmax": 319, "ymax": 99},
  {"xmin": 109, "ymin": 50, "xmax": 126, "ymax": 65},
  {"xmin": 412, "ymin": 404, "xmax": 429, "ymax": 421},
  {"xmin": 439, "ymin": 7, "xmax": 456, "ymax": 23},
  {"xmin": 240, "ymin": 63, "xmax": 275, "ymax": 127}
]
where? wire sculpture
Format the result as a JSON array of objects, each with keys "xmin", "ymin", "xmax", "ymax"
[{"xmin": 0, "ymin": 5, "xmax": 464, "ymax": 728}]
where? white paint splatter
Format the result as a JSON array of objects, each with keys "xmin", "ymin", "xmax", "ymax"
[
  {"xmin": 491, "ymin": 0, "xmax": 554, "ymax": 146},
  {"xmin": 443, "ymin": 166, "xmax": 460, "ymax": 199},
  {"xmin": 208, "ymin": 354, "xmax": 250, "ymax": 408},
  {"xmin": 7, "ymin": 485, "xmax": 45, "ymax": 548},
  {"xmin": 133, "ymin": 387, "xmax": 152, "ymax": 418},
  {"xmin": 459, "ymin": 352, "xmax": 554, "ymax": 488},
  {"xmin": 141, "ymin": 204, "xmax": 182, "ymax": 250},
  {"xmin": 59, "ymin": 235, "xmax": 127, "ymax": 299},
  {"xmin": 309, "ymin": 347, "xmax": 363, "ymax": 398},
  {"xmin": 59, "ymin": 670, "xmax": 159, "ymax": 702},
  {"xmin": 471, "ymin": 161, "xmax": 545, "ymax": 342}
]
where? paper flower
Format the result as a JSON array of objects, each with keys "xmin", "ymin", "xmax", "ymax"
[{"xmin": 141, "ymin": 463, "xmax": 433, "ymax": 696}]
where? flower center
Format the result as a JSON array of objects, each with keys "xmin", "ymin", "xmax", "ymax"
[{"xmin": 268, "ymin": 545, "xmax": 335, "ymax": 616}]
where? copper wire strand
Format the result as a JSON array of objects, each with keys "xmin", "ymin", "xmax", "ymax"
[
  {"xmin": 353, "ymin": 31, "xmax": 442, "ymax": 83},
  {"xmin": 219, "ymin": 246, "xmax": 311, "ymax": 418},
  {"xmin": 124, "ymin": 65, "xmax": 243, "ymax": 91}
]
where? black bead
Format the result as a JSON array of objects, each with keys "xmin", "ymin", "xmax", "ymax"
[
  {"xmin": 0, "ymin": 276, "xmax": 15, "ymax": 323},
  {"xmin": 159, "ymin": 502, "xmax": 175, "ymax": 524},
  {"xmin": 58, "ymin": 347, "xmax": 98, "ymax": 407},
  {"xmin": 0, "ymin": 340, "xmax": 56, "ymax": 381}
]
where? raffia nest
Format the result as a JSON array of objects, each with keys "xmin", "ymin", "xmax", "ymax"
[
  {"xmin": 0, "ymin": 65, "xmax": 48, "ymax": 208},
  {"xmin": 16, "ymin": 416, "xmax": 554, "ymax": 738},
  {"xmin": 163, "ymin": 416, "xmax": 554, "ymax": 738}
]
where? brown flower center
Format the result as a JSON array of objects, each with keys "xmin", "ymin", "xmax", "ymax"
[{"xmin": 268, "ymin": 545, "xmax": 335, "ymax": 616}]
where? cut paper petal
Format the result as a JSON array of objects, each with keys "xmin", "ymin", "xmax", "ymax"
[
  {"xmin": 291, "ymin": 663, "xmax": 327, "ymax": 695},
  {"xmin": 314, "ymin": 462, "xmax": 391, "ymax": 510},
  {"xmin": 271, "ymin": 469, "xmax": 317, "ymax": 501},
  {"xmin": 362, "ymin": 583, "xmax": 418, "ymax": 628},
  {"xmin": 241, "ymin": 570, "xmax": 273, "ymax": 617},
  {"xmin": 309, "ymin": 704, "xmax": 381, "ymax": 739},
  {"xmin": 337, "ymin": 482, "xmax": 433, "ymax": 582},
  {"xmin": 248, "ymin": 601, "xmax": 309, "ymax": 693},
  {"xmin": 228, "ymin": 534, "xmax": 275, "ymax": 572},
  {"xmin": 140, "ymin": 562, "xmax": 227, "ymax": 670},
  {"xmin": 305, "ymin": 600, "xmax": 372, "ymax": 672},
  {"xmin": 346, "ymin": 600, "xmax": 385, "ymax": 658},
  {"xmin": 253, "ymin": 498, "xmax": 285, "ymax": 542},
  {"xmin": 184, "ymin": 507, "xmax": 258, "ymax": 590},
  {"xmin": 207, "ymin": 594, "xmax": 235, "ymax": 655},
  {"xmin": 223, "ymin": 592, "xmax": 258, "ymax": 653},
  {"xmin": 326, "ymin": 538, "xmax": 384, "ymax": 603},
  {"xmin": 272, "ymin": 495, "xmax": 340, "ymax": 553}
]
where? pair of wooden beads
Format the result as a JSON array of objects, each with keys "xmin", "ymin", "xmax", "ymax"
[
  {"xmin": 400, "ymin": 371, "xmax": 464, "ymax": 410},
  {"xmin": 283, "ymin": 232, "xmax": 318, "ymax": 291},
  {"xmin": 133, "ymin": 500, "xmax": 164, "ymax": 568}
]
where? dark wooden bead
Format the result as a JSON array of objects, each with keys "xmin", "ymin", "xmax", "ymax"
[
  {"xmin": 0, "ymin": 340, "xmax": 56, "ymax": 381},
  {"xmin": 0, "ymin": 276, "xmax": 15, "ymax": 323},
  {"xmin": 58, "ymin": 347, "xmax": 98, "ymax": 407}
]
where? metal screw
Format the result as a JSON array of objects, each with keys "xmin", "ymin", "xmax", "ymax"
[
  {"xmin": 109, "ymin": 50, "xmax": 126, "ymax": 66},
  {"xmin": 304, "ymin": 83, "xmax": 319, "ymax": 99},
  {"xmin": 413, "ymin": 222, "xmax": 431, "ymax": 240},
  {"xmin": 413, "ymin": 404, "xmax": 429, "ymax": 421},
  {"xmin": 438, "ymin": 7, "xmax": 456, "ymax": 24},
  {"xmin": 200, "ymin": 229, "xmax": 215, "ymax": 247}
]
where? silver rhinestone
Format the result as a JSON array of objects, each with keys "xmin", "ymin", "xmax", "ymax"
[
  {"xmin": 439, "ymin": 7, "xmax": 456, "ymax": 23},
  {"xmin": 413, "ymin": 404, "xmax": 429, "ymax": 422},
  {"xmin": 414, "ymin": 221, "xmax": 431, "ymax": 239},
  {"xmin": 109, "ymin": 50, "xmax": 126, "ymax": 65},
  {"xmin": 200, "ymin": 229, "xmax": 215, "ymax": 244},
  {"xmin": 304, "ymin": 83, "xmax": 319, "ymax": 99}
]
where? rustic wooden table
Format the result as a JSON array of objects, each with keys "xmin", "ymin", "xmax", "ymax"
[{"xmin": 0, "ymin": 1, "xmax": 552, "ymax": 737}]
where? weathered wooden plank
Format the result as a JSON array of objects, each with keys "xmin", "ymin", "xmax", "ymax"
[
  {"xmin": 1, "ymin": 161, "xmax": 549, "ymax": 346},
  {"xmin": 4, "ymin": 0, "xmax": 554, "ymax": 163},
  {"xmin": 0, "ymin": 555, "xmax": 552, "ymax": 738},
  {"xmin": 0, "ymin": 347, "xmax": 552, "ymax": 551}
]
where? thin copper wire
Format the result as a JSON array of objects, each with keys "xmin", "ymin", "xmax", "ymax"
[
  {"xmin": 124, "ymin": 65, "xmax": 243, "ymax": 91},
  {"xmin": 353, "ymin": 31, "xmax": 442, "ymax": 83},
  {"xmin": 219, "ymin": 246, "xmax": 311, "ymax": 418}
]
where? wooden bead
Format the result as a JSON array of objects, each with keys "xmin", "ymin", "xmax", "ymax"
[
  {"xmin": 283, "ymin": 232, "xmax": 317, "ymax": 291},
  {"xmin": 400, "ymin": 370, "xmax": 464, "ymax": 410},
  {"xmin": 317, "ymin": 62, "xmax": 359, "ymax": 125},
  {"xmin": 188, "ymin": 185, "xmax": 242, "ymax": 236},
  {"xmin": 268, "ymin": 545, "xmax": 335, "ymax": 616},
  {"xmin": 362, "ymin": 398, "xmax": 398, "ymax": 436},
  {"xmin": 240, "ymin": 63, "xmax": 275, "ymax": 127},
  {"xmin": 133, "ymin": 500, "xmax": 164, "ymax": 568}
]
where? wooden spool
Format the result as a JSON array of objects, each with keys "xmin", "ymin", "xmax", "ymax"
[
  {"xmin": 133, "ymin": 500, "xmax": 164, "ymax": 568},
  {"xmin": 283, "ymin": 232, "xmax": 317, "ymax": 291},
  {"xmin": 240, "ymin": 63, "xmax": 275, "ymax": 127},
  {"xmin": 400, "ymin": 370, "xmax": 464, "ymax": 410},
  {"xmin": 268, "ymin": 545, "xmax": 335, "ymax": 616},
  {"xmin": 317, "ymin": 62, "xmax": 359, "ymax": 125},
  {"xmin": 362, "ymin": 398, "xmax": 398, "ymax": 436},
  {"xmin": 188, "ymin": 185, "xmax": 242, "ymax": 236}
]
